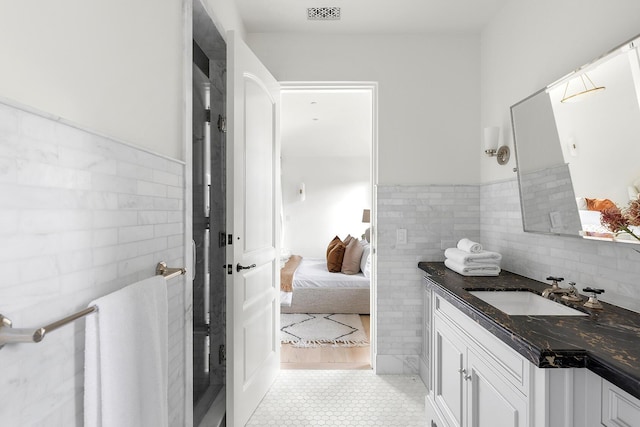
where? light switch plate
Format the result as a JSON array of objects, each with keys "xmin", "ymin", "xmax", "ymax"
[{"xmin": 397, "ymin": 228, "xmax": 407, "ymax": 245}]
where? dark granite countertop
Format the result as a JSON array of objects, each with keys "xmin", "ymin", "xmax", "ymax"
[{"xmin": 419, "ymin": 262, "xmax": 640, "ymax": 400}]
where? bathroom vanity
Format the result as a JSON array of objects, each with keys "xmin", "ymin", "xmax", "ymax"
[{"xmin": 418, "ymin": 262, "xmax": 640, "ymax": 427}]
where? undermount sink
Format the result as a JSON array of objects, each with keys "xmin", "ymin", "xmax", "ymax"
[{"xmin": 468, "ymin": 290, "xmax": 588, "ymax": 316}]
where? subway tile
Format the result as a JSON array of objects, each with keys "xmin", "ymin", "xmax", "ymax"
[
  {"xmin": 93, "ymin": 210, "xmax": 137, "ymax": 228},
  {"xmin": 18, "ymin": 210, "xmax": 92, "ymax": 234},
  {"xmin": 118, "ymin": 224, "xmax": 155, "ymax": 243},
  {"xmin": 58, "ymin": 146, "xmax": 117, "ymax": 175},
  {"xmin": 138, "ymin": 210, "xmax": 168, "ymax": 225},
  {"xmin": 137, "ymin": 180, "xmax": 167, "ymax": 197},
  {"xmin": 0, "ymin": 102, "xmax": 186, "ymax": 426}
]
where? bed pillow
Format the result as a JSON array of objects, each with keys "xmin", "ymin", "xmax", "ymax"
[
  {"xmin": 362, "ymin": 253, "xmax": 371, "ymax": 279},
  {"xmin": 327, "ymin": 241, "xmax": 346, "ymax": 272},
  {"xmin": 341, "ymin": 238, "xmax": 364, "ymax": 275},
  {"xmin": 343, "ymin": 234, "xmax": 354, "ymax": 247},
  {"xmin": 586, "ymin": 198, "xmax": 616, "ymax": 211},
  {"xmin": 326, "ymin": 235, "xmax": 342, "ymax": 258},
  {"xmin": 360, "ymin": 243, "xmax": 371, "ymax": 274}
]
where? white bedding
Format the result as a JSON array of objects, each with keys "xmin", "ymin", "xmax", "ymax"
[
  {"xmin": 292, "ymin": 258, "xmax": 370, "ymax": 289},
  {"xmin": 280, "ymin": 258, "xmax": 370, "ymax": 307}
]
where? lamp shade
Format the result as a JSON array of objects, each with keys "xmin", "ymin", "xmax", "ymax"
[
  {"xmin": 483, "ymin": 126, "xmax": 500, "ymax": 151},
  {"xmin": 362, "ymin": 209, "xmax": 370, "ymax": 223}
]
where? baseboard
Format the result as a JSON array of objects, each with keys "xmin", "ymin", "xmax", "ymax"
[
  {"xmin": 419, "ymin": 356, "xmax": 429, "ymax": 389},
  {"xmin": 375, "ymin": 354, "xmax": 420, "ymax": 374}
]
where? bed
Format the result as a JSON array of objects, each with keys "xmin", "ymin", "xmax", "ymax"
[{"xmin": 280, "ymin": 257, "xmax": 370, "ymax": 314}]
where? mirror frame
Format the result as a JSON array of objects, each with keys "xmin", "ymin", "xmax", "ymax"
[{"xmin": 511, "ymin": 31, "xmax": 640, "ymax": 242}]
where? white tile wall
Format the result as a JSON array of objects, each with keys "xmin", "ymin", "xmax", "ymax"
[
  {"xmin": 0, "ymin": 101, "xmax": 186, "ymax": 426},
  {"xmin": 519, "ymin": 164, "xmax": 581, "ymax": 234},
  {"xmin": 481, "ymin": 179, "xmax": 640, "ymax": 312},
  {"xmin": 375, "ymin": 185, "xmax": 480, "ymax": 374},
  {"xmin": 377, "ymin": 180, "xmax": 640, "ymax": 375}
]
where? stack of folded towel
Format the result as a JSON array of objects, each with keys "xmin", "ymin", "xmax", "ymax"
[{"xmin": 444, "ymin": 238, "xmax": 502, "ymax": 276}]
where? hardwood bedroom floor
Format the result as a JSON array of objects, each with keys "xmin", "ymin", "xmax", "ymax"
[{"xmin": 280, "ymin": 315, "xmax": 371, "ymax": 370}]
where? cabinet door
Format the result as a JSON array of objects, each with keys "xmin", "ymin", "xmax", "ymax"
[
  {"xmin": 467, "ymin": 350, "xmax": 528, "ymax": 427},
  {"xmin": 433, "ymin": 316, "xmax": 466, "ymax": 427}
]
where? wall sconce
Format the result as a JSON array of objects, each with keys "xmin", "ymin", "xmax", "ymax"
[
  {"xmin": 483, "ymin": 126, "xmax": 510, "ymax": 165},
  {"xmin": 298, "ymin": 183, "xmax": 305, "ymax": 202}
]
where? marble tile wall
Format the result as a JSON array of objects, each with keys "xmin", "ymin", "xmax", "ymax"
[
  {"xmin": 375, "ymin": 185, "xmax": 480, "ymax": 374},
  {"xmin": 480, "ymin": 179, "xmax": 640, "ymax": 312},
  {"xmin": 519, "ymin": 164, "xmax": 582, "ymax": 235},
  {"xmin": 377, "ymin": 179, "xmax": 640, "ymax": 376},
  {"xmin": 0, "ymin": 101, "xmax": 186, "ymax": 426}
]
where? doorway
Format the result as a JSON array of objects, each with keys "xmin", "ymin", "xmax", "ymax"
[
  {"xmin": 192, "ymin": 1, "xmax": 227, "ymax": 425},
  {"xmin": 279, "ymin": 82, "xmax": 378, "ymax": 370}
]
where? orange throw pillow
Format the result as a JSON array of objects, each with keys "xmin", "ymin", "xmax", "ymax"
[
  {"xmin": 326, "ymin": 235, "xmax": 342, "ymax": 258},
  {"xmin": 327, "ymin": 242, "xmax": 346, "ymax": 272},
  {"xmin": 586, "ymin": 198, "xmax": 616, "ymax": 212}
]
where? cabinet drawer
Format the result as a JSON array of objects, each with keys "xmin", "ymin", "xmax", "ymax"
[
  {"xmin": 433, "ymin": 293, "xmax": 529, "ymax": 394},
  {"xmin": 602, "ymin": 378, "xmax": 640, "ymax": 426}
]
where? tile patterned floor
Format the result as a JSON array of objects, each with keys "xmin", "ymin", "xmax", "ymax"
[{"xmin": 246, "ymin": 370, "xmax": 427, "ymax": 426}]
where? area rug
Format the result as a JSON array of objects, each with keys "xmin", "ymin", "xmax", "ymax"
[{"xmin": 280, "ymin": 313, "xmax": 368, "ymax": 348}]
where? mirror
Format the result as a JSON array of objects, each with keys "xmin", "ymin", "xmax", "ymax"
[{"xmin": 511, "ymin": 33, "xmax": 640, "ymax": 243}]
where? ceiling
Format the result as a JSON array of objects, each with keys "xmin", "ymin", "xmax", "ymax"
[
  {"xmin": 281, "ymin": 90, "xmax": 372, "ymax": 158},
  {"xmin": 236, "ymin": 0, "xmax": 507, "ymax": 34}
]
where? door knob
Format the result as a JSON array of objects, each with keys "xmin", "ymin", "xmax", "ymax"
[{"xmin": 236, "ymin": 263, "xmax": 256, "ymax": 272}]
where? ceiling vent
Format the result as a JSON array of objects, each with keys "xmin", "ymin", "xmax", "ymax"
[{"xmin": 307, "ymin": 7, "xmax": 341, "ymax": 20}]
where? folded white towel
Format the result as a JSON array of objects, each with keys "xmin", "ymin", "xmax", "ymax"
[
  {"xmin": 457, "ymin": 238, "xmax": 483, "ymax": 253},
  {"xmin": 85, "ymin": 275, "xmax": 168, "ymax": 427},
  {"xmin": 444, "ymin": 248, "xmax": 502, "ymax": 266},
  {"xmin": 445, "ymin": 258, "xmax": 500, "ymax": 276}
]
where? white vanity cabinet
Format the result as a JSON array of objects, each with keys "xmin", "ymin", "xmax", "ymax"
[
  {"xmin": 423, "ymin": 284, "xmax": 640, "ymax": 427},
  {"xmin": 427, "ymin": 292, "xmax": 529, "ymax": 427}
]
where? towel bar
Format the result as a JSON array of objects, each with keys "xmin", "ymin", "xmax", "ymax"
[{"xmin": 0, "ymin": 261, "xmax": 186, "ymax": 350}]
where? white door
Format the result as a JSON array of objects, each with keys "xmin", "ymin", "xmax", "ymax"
[{"xmin": 225, "ymin": 31, "xmax": 281, "ymax": 427}]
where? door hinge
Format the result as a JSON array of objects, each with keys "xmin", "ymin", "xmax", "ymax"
[
  {"xmin": 218, "ymin": 232, "xmax": 226, "ymax": 248},
  {"xmin": 218, "ymin": 344, "xmax": 226, "ymax": 364},
  {"xmin": 205, "ymin": 108, "xmax": 211, "ymax": 123},
  {"xmin": 217, "ymin": 115, "xmax": 227, "ymax": 133},
  {"xmin": 204, "ymin": 217, "xmax": 210, "ymax": 229}
]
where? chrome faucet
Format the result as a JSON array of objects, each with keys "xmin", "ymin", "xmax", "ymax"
[
  {"xmin": 541, "ymin": 276, "xmax": 569, "ymax": 298},
  {"xmin": 542, "ymin": 277, "xmax": 582, "ymax": 301},
  {"xmin": 542, "ymin": 276, "xmax": 569, "ymax": 298}
]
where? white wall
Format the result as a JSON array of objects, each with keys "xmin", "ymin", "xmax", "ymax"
[
  {"xmin": 282, "ymin": 156, "xmax": 370, "ymax": 257},
  {"xmin": 480, "ymin": 0, "xmax": 640, "ymax": 183},
  {"xmin": 247, "ymin": 33, "xmax": 481, "ymax": 185},
  {"xmin": 0, "ymin": 0, "xmax": 183, "ymax": 159}
]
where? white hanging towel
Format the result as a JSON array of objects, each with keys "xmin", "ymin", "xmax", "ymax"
[{"xmin": 84, "ymin": 275, "xmax": 168, "ymax": 427}]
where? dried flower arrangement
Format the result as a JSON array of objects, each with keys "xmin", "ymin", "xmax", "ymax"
[{"xmin": 600, "ymin": 198, "xmax": 640, "ymax": 242}]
